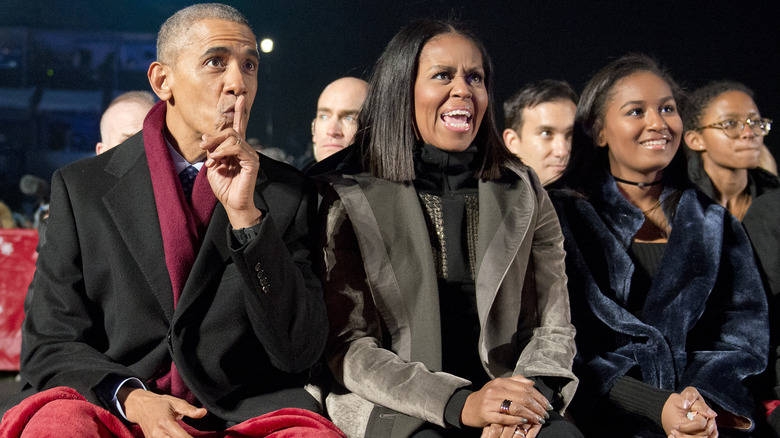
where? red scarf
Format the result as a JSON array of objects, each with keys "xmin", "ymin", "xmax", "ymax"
[{"xmin": 142, "ymin": 101, "xmax": 217, "ymax": 403}]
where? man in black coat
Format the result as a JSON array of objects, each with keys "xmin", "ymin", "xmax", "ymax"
[{"xmin": 12, "ymin": 3, "xmax": 328, "ymax": 437}]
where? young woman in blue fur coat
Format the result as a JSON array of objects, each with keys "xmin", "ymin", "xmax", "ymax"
[{"xmin": 547, "ymin": 54, "xmax": 769, "ymax": 437}]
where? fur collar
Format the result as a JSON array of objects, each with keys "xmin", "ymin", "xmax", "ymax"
[{"xmin": 551, "ymin": 176, "xmax": 768, "ymax": 423}]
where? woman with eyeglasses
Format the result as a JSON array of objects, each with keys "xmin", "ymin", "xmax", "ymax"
[
  {"xmin": 683, "ymin": 81, "xmax": 780, "ymax": 435},
  {"xmin": 548, "ymin": 55, "xmax": 769, "ymax": 437},
  {"xmin": 683, "ymin": 81, "xmax": 777, "ymax": 220}
]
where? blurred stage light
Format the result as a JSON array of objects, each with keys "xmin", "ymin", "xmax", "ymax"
[{"xmin": 260, "ymin": 38, "xmax": 273, "ymax": 53}]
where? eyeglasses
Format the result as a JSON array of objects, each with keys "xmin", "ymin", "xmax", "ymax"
[{"xmin": 698, "ymin": 118, "xmax": 772, "ymax": 139}]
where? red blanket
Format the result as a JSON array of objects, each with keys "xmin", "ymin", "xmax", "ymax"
[{"xmin": 0, "ymin": 387, "xmax": 346, "ymax": 437}]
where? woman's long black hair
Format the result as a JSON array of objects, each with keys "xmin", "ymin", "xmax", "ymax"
[
  {"xmin": 354, "ymin": 19, "xmax": 517, "ymax": 182},
  {"xmin": 551, "ymin": 54, "xmax": 690, "ymax": 216}
]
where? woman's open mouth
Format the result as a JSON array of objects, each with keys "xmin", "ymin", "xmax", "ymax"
[{"xmin": 441, "ymin": 109, "xmax": 472, "ymax": 132}]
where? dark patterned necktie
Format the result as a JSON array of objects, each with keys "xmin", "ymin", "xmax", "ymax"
[{"xmin": 178, "ymin": 165, "xmax": 198, "ymax": 200}]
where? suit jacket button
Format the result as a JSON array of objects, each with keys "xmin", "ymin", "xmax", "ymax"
[
  {"xmin": 262, "ymin": 285, "xmax": 270, "ymax": 293},
  {"xmin": 254, "ymin": 263, "xmax": 262, "ymax": 272}
]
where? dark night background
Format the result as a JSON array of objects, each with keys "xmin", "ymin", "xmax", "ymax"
[{"xmin": 1, "ymin": 0, "xmax": 778, "ymax": 220}]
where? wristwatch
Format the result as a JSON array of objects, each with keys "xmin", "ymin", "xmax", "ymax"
[{"xmin": 232, "ymin": 224, "xmax": 260, "ymax": 245}]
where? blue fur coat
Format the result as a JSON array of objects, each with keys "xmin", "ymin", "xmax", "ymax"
[{"xmin": 550, "ymin": 174, "xmax": 768, "ymax": 431}]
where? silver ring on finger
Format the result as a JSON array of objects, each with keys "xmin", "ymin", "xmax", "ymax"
[
  {"xmin": 235, "ymin": 137, "xmax": 242, "ymax": 146},
  {"xmin": 513, "ymin": 426, "xmax": 526, "ymax": 436},
  {"xmin": 499, "ymin": 399, "xmax": 512, "ymax": 414}
]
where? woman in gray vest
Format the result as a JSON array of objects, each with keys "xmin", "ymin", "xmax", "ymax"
[{"xmin": 311, "ymin": 19, "xmax": 581, "ymax": 438}]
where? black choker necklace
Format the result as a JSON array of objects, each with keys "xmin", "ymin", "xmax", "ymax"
[{"xmin": 611, "ymin": 174, "xmax": 662, "ymax": 189}]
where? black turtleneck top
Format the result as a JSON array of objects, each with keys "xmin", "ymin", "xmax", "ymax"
[
  {"xmin": 412, "ymin": 144, "xmax": 564, "ymax": 431},
  {"xmin": 413, "ymin": 143, "xmax": 484, "ymax": 394}
]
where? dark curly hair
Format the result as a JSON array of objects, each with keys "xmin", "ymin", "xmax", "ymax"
[{"xmin": 682, "ymin": 80, "xmax": 754, "ymax": 135}]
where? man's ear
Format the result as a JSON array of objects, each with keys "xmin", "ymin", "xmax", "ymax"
[
  {"xmin": 96, "ymin": 142, "xmax": 106, "ymax": 155},
  {"xmin": 502, "ymin": 128, "xmax": 520, "ymax": 155},
  {"xmin": 148, "ymin": 62, "xmax": 173, "ymax": 101},
  {"xmin": 684, "ymin": 130, "xmax": 705, "ymax": 152}
]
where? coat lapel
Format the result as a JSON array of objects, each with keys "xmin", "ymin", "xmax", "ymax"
[
  {"xmin": 173, "ymin": 204, "xmax": 231, "ymax": 317},
  {"xmin": 334, "ymin": 174, "xmax": 440, "ymax": 368},
  {"xmin": 174, "ymin": 163, "xmax": 270, "ymax": 317},
  {"xmin": 339, "ymin": 168, "xmax": 536, "ymax": 369},
  {"xmin": 102, "ymin": 135, "xmax": 174, "ymax": 318},
  {"xmin": 641, "ymin": 190, "xmax": 722, "ymax": 338},
  {"xmin": 474, "ymin": 170, "xmax": 533, "ymax": 324}
]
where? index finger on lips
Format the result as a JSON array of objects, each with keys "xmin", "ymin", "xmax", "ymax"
[
  {"xmin": 202, "ymin": 95, "xmax": 245, "ymax": 151},
  {"xmin": 233, "ymin": 95, "xmax": 245, "ymax": 139},
  {"xmin": 213, "ymin": 96, "xmax": 247, "ymax": 159}
]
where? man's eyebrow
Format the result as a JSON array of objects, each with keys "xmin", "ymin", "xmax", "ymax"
[
  {"xmin": 336, "ymin": 109, "xmax": 360, "ymax": 117},
  {"xmin": 246, "ymin": 47, "xmax": 260, "ymax": 59},
  {"xmin": 202, "ymin": 46, "xmax": 260, "ymax": 60},
  {"xmin": 203, "ymin": 46, "xmax": 230, "ymax": 57}
]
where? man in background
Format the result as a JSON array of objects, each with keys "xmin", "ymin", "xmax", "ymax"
[
  {"xmin": 503, "ymin": 79, "xmax": 577, "ymax": 185},
  {"xmin": 95, "ymin": 91, "xmax": 156, "ymax": 155},
  {"xmin": 310, "ymin": 77, "xmax": 367, "ymax": 162}
]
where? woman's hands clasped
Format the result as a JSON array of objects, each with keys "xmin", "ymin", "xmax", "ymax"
[
  {"xmin": 460, "ymin": 375, "xmax": 553, "ymax": 438},
  {"xmin": 662, "ymin": 387, "xmax": 718, "ymax": 438}
]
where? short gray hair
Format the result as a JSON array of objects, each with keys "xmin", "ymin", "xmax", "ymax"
[{"xmin": 157, "ymin": 3, "xmax": 253, "ymax": 65}]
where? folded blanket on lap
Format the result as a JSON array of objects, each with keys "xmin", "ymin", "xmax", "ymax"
[{"xmin": 0, "ymin": 387, "xmax": 346, "ymax": 438}]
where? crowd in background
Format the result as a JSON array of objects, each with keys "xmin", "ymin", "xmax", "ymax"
[{"xmin": 0, "ymin": 4, "xmax": 778, "ymax": 438}]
